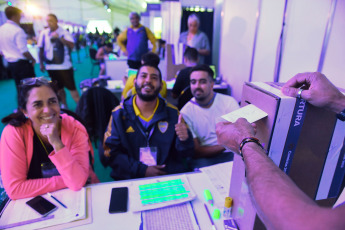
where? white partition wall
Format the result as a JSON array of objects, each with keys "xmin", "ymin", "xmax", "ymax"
[
  {"xmin": 322, "ymin": 0, "xmax": 345, "ymax": 88},
  {"xmin": 219, "ymin": 0, "xmax": 258, "ymax": 100},
  {"xmin": 220, "ymin": 0, "xmax": 345, "ymax": 101}
]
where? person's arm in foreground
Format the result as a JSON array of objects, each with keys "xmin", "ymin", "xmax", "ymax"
[
  {"xmin": 216, "ymin": 118, "xmax": 345, "ymax": 230},
  {"xmin": 281, "ymin": 72, "xmax": 345, "ymax": 113},
  {"xmin": 216, "ymin": 72, "xmax": 345, "ymax": 229}
]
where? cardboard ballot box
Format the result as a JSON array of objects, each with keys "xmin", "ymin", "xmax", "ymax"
[{"xmin": 241, "ymin": 82, "xmax": 345, "ymax": 200}]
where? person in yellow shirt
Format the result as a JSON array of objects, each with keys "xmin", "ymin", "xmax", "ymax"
[{"xmin": 117, "ymin": 12, "xmax": 157, "ymax": 69}]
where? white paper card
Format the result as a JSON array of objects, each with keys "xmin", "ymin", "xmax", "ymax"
[{"xmin": 221, "ymin": 104, "xmax": 268, "ymax": 123}]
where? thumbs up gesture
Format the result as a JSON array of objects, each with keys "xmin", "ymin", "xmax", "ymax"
[{"xmin": 175, "ymin": 114, "xmax": 189, "ymax": 141}]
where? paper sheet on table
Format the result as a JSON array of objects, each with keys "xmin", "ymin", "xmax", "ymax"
[
  {"xmin": 143, "ymin": 202, "xmax": 199, "ymax": 230},
  {"xmin": 221, "ymin": 104, "xmax": 268, "ymax": 123},
  {"xmin": 0, "ymin": 188, "xmax": 86, "ymax": 230},
  {"xmin": 130, "ymin": 175, "xmax": 196, "ymax": 212},
  {"xmin": 199, "ymin": 162, "xmax": 233, "ymax": 197}
]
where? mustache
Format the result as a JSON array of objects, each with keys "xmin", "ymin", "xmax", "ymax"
[
  {"xmin": 140, "ymin": 83, "xmax": 154, "ymax": 89},
  {"xmin": 193, "ymin": 88, "xmax": 203, "ymax": 94}
]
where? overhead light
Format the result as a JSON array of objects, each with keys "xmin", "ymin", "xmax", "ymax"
[
  {"xmin": 27, "ymin": 4, "xmax": 40, "ymax": 16},
  {"xmin": 142, "ymin": 2, "xmax": 147, "ymax": 9}
]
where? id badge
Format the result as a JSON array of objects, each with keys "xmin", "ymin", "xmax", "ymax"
[{"xmin": 140, "ymin": 147, "xmax": 158, "ymax": 166}]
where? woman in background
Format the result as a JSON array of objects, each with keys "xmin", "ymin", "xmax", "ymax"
[
  {"xmin": 178, "ymin": 14, "xmax": 210, "ymax": 64},
  {"xmin": 0, "ymin": 77, "xmax": 95, "ymax": 200}
]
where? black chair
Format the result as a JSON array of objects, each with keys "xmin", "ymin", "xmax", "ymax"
[
  {"xmin": 76, "ymin": 87, "xmax": 120, "ymax": 167},
  {"xmin": 177, "ymin": 86, "xmax": 193, "ymax": 110},
  {"xmin": 89, "ymin": 48, "xmax": 100, "ymax": 76}
]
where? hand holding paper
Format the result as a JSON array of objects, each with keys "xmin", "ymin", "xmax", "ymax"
[
  {"xmin": 216, "ymin": 118, "xmax": 256, "ymax": 153},
  {"xmin": 221, "ymin": 104, "xmax": 268, "ymax": 123}
]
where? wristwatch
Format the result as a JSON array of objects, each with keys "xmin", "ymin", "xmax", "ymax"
[{"xmin": 336, "ymin": 108, "xmax": 345, "ymax": 121}]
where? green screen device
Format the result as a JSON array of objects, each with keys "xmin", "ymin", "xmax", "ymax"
[{"xmin": 139, "ymin": 179, "xmax": 190, "ymax": 205}]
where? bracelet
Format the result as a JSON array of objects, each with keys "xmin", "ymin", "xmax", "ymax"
[
  {"xmin": 239, "ymin": 137, "xmax": 265, "ymax": 161},
  {"xmin": 336, "ymin": 108, "xmax": 345, "ymax": 121}
]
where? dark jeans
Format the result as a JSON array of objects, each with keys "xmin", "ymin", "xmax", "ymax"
[
  {"xmin": 127, "ymin": 60, "xmax": 141, "ymax": 69},
  {"xmin": 8, "ymin": 59, "xmax": 35, "ymax": 89}
]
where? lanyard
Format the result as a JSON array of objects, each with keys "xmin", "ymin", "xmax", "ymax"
[{"xmin": 135, "ymin": 120, "xmax": 155, "ymax": 147}]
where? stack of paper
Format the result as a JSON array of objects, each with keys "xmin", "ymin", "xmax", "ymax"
[{"xmin": 0, "ymin": 188, "xmax": 86, "ymax": 230}]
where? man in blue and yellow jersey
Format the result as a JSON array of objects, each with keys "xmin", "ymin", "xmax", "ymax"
[
  {"xmin": 104, "ymin": 64, "xmax": 194, "ymax": 180},
  {"xmin": 117, "ymin": 12, "xmax": 157, "ymax": 69}
]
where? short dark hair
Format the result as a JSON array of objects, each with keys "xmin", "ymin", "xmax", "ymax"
[
  {"xmin": 2, "ymin": 78, "xmax": 59, "ymax": 127},
  {"xmin": 190, "ymin": 64, "xmax": 214, "ymax": 81},
  {"xmin": 105, "ymin": 42, "xmax": 113, "ymax": 49},
  {"xmin": 5, "ymin": 6, "xmax": 22, "ymax": 20},
  {"xmin": 183, "ymin": 47, "xmax": 198, "ymax": 62},
  {"xmin": 141, "ymin": 52, "xmax": 160, "ymax": 67},
  {"xmin": 136, "ymin": 64, "xmax": 162, "ymax": 82},
  {"xmin": 47, "ymin": 13, "xmax": 58, "ymax": 21},
  {"xmin": 129, "ymin": 12, "xmax": 140, "ymax": 20}
]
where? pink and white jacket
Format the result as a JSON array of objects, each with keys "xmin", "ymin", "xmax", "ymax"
[{"xmin": 0, "ymin": 114, "xmax": 90, "ymax": 200}]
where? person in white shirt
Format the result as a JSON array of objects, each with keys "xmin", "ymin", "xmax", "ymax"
[
  {"xmin": 180, "ymin": 64, "xmax": 239, "ymax": 169},
  {"xmin": 37, "ymin": 14, "xmax": 79, "ymax": 109},
  {"xmin": 0, "ymin": 6, "xmax": 35, "ymax": 92}
]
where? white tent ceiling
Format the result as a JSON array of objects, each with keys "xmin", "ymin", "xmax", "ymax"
[{"xmin": 0, "ymin": 0, "xmax": 160, "ymax": 27}]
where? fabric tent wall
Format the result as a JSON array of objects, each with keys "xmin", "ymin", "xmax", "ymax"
[{"xmin": 0, "ymin": 0, "xmax": 141, "ymax": 33}]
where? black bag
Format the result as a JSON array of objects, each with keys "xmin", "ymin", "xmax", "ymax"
[{"xmin": 43, "ymin": 35, "xmax": 65, "ymax": 65}]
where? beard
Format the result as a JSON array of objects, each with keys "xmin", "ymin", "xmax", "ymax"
[
  {"xmin": 193, "ymin": 89, "xmax": 207, "ymax": 102},
  {"xmin": 135, "ymin": 82, "xmax": 161, "ymax": 102}
]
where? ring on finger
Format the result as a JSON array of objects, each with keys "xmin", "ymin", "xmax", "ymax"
[{"xmin": 297, "ymin": 88, "xmax": 304, "ymax": 99}]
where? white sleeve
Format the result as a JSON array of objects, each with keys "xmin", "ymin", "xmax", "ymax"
[
  {"xmin": 227, "ymin": 97, "xmax": 240, "ymax": 112},
  {"xmin": 62, "ymin": 29, "xmax": 74, "ymax": 43},
  {"xmin": 15, "ymin": 29, "xmax": 28, "ymax": 53},
  {"xmin": 37, "ymin": 30, "xmax": 45, "ymax": 48}
]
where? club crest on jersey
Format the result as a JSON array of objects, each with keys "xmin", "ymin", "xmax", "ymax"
[{"xmin": 158, "ymin": 121, "xmax": 168, "ymax": 133}]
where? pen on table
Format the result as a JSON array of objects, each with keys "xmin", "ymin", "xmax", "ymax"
[
  {"xmin": 204, "ymin": 189, "xmax": 214, "ymax": 206},
  {"xmin": 190, "ymin": 201, "xmax": 200, "ymax": 230},
  {"xmin": 47, "ymin": 192, "xmax": 67, "ymax": 209},
  {"xmin": 204, "ymin": 203, "xmax": 217, "ymax": 230}
]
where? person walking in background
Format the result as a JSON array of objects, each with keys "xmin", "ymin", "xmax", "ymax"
[
  {"xmin": 95, "ymin": 42, "xmax": 114, "ymax": 76},
  {"xmin": 38, "ymin": 14, "xmax": 79, "ymax": 109},
  {"xmin": 117, "ymin": 12, "xmax": 157, "ymax": 69},
  {"xmin": 0, "ymin": 6, "xmax": 36, "ymax": 93}
]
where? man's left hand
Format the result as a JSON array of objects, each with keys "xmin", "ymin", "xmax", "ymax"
[{"xmin": 175, "ymin": 114, "xmax": 189, "ymax": 141}]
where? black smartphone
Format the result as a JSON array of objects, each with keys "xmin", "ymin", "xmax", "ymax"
[
  {"xmin": 26, "ymin": 196, "xmax": 57, "ymax": 216},
  {"xmin": 109, "ymin": 187, "xmax": 128, "ymax": 213}
]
